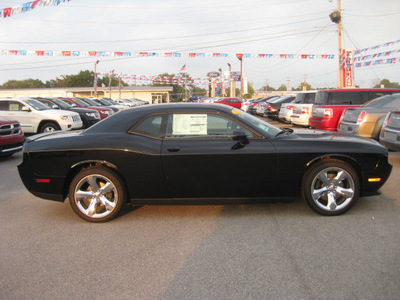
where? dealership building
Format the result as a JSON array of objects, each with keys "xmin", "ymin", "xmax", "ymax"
[{"xmin": 0, "ymin": 86, "xmax": 173, "ymax": 104}]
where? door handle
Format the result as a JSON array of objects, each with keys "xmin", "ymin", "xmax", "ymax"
[{"xmin": 167, "ymin": 147, "xmax": 181, "ymax": 152}]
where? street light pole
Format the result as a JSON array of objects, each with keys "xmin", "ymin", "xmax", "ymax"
[
  {"xmin": 109, "ymin": 69, "xmax": 114, "ymax": 99},
  {"xmin": 94, "ymin": 60, "xmax": 99, "ymax": 97},
  {"xmin": 227, "ymin": 63, "xmax": 233, "ymax": 97}
]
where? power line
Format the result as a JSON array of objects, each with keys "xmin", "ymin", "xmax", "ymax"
[{"xmin": 0, "ymin": 17, "xmax": 327, "ymax": 45}]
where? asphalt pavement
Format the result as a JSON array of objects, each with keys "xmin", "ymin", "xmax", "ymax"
[{"xmin": 1, "ymin": 149, "xmax": 399, "ymax": 300}]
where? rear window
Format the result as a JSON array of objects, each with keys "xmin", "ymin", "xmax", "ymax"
[{"xmin": 295, "ymin": 93, "xmax": 316, "ymax": 104}]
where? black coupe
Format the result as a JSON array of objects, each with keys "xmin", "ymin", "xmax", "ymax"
[{"xmin": 18, "ymin": 103, "xmax": 392, "ymax": 222}]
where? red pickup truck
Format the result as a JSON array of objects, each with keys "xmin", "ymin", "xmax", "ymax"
[{"xmin": 0, "ymin": 117, "xmax": 24, "ymax": 157}]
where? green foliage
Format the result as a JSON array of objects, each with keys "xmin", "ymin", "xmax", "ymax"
[
  {"xmin": 0, "ymin": 78, "xmax": 45, "ymax": 89},
  {"xmin": 277, "ymin": 84, "xmax": 287, "ymax": 91},
  {"xmin": 374, "ymin": 79, "xmax": 400, "ymax": 88},
  {"xmin": 292, "ymin": 82, "xmax": 313, "ymax": 91}
]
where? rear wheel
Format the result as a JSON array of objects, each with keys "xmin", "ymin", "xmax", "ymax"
[
  {"xmin": 69, "ymin": 167, "xmax": 126, "ymax": 222},
  {"xmin": 302, "ymin": 160, "xmax": 359, "ymax": 216}
]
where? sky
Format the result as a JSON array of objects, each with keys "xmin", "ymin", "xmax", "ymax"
[{"xmin": 0, "ymin": 0, "xmax": 399, "ymax": 90}]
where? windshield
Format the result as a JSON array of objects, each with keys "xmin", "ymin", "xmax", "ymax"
[
  {"xmin": 233, "ymin": 109, "xmax": 281, "ymax": 137},
  {"xmin": 84, "ymin": 99, "xmax": 101, "ymax": 106},
  {"xmin": 100, "ymin": 99, "xmax": 112, "ymax": 105},
  {"xmin": 53, "ymin": 99, "xmax": 72, "ymax": 109},
  {"xmin": 23, "ymin": 99, "xmax": 50, "ymax": 111},
  {"xmin": 73, "ymin": 98, "xmax": 90, "ymax": 107}
]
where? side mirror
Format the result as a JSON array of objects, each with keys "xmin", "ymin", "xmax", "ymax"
[
  {"xmin": 232, "ymin": 131, "xmax": 249, "ymax": 145},
  {"xmin": 52, "ymin": 105, "xmax": 60, "ymax": 109},
  {"xmin": 22, "ymin": 106, "xmax": 31, "ymax": 112}
]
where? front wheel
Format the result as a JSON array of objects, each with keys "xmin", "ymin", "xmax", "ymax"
[
  {"xmin": 39, "ymin": 122, "xmax": 60, "ymax": 133},
  {"xmin": 302, "ymin": 160, "xmax": 359, "ymax": 216},
  {"xmin": 69, "ymin": 167, "xmax": 126, "ymax": 222}
]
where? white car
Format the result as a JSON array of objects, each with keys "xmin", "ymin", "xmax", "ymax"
[
  {"xmin": 0, "ymin": 98, "xmax": 83, "ymax": 133},
  {"xmin": 290, "ymin": 91, "xmax": 317, "ymax": 126}
]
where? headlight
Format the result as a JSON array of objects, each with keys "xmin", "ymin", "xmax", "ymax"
[{"xmin": 60, "ymin": 115, "xmax": 71, "ymax": 121}]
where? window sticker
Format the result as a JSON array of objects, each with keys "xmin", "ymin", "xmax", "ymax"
[
  {"xmin": 173, "ymin": 114, "xmax": 207, "ymax": 135},
  {"xmin": 231, "ymin": 108, "xmax": 240, "ymax": 115},
  {"xmin": 9, "ymin": 104, "xmax": 19, "ymax": 111}
]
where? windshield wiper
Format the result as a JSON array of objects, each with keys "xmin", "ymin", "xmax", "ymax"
[{"xmin": 275, "ymin": 127, "xmax": 293, "ymax": 137}]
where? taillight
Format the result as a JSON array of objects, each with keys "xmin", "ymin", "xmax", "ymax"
[
  {"xmin": 357, "ymin": 111, "xmax": 366, "ymax": 123},
  {"xmin": 383, "ymin": 112, "xmax": 390, "ymax": 127},
  {"xmin": 301, "ymin": 107, "xmax": 309, "ymax": 114},
  {"xmin": 324, "ymin": 108, "xmax": 333, "ymax": 119},
  {"xmin": 286, "ymin": 105, "xmax": 294, "ymax": 110},
  {"xmin": 251, "ymin": 102, "xmax": 257, "ymax": 106},
  {"xmin": 267, "ymin": 104, "xmax": 274, "ymax": 111}
]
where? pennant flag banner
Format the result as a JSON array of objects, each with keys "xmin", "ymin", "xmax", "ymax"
[
  {"xmin": 353, "ymin": 49, "xmax": 400, "ymax": 62},
  {"xmin": 97, "ymin": 73, "xmax": 226, "ymax": 87},
  {"xmin": 0, "ymin": 49, "xmax": 335, "ymax": 59},
  {"xmin": 354, "ymin": 39, "xmax": 400, "ymax": 56},
  {"xmin": 354, "ymin": 57, "xmax": 400, "ymax": 68},
  {"xmin": 0, "ymin": 0, "xmax": 70, "ymax": 18}
]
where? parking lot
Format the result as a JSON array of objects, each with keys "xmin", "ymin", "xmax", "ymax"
[{"xmin": 1, "ymin": 136, "xmax": 400, "ymax": 299}]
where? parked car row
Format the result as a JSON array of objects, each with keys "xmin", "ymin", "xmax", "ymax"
[{"xmin": 270, "ymin": 89, "xmax": 400, "ymax": 151}]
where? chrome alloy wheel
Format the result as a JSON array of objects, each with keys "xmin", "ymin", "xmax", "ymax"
[
  {"xmin": 74, "ymin": 174, "xmax": 118, "ymax": 219},
  {"xmin": 311, "ymin": 167, "xmax": 355, "ymax": 212}
]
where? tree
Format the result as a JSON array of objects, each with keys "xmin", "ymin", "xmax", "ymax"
[
  {"xmin": 244, "ymin": 82, "xmax": 255, "ymax": 99},
  {"xmin": 277, "ymin": 84, "xmax": 287, "ymax": 91},
  {"xmin": 0, "ymin": 78, "xmax": 45, "ymax": 89},
  {"xmin": 374, "ymin": 79, "xmax": 400, "ymax": 88}
]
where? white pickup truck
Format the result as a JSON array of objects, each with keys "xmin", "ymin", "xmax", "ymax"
[{"xmin": 0, "ymin": 98, "xmax": 83, "ymax": 133}]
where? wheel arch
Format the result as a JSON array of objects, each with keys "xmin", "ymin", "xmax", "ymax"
[
  {"xmin": 63, "ymin": 160, "xmax": 130, "ymax": 202},
  {"xmin": 303, "ymin": 154, "xmax": 363, "ymax": 189},
  {"xmin": 37, "ymin": 120, "xmax": 60, "ymax": 133}
]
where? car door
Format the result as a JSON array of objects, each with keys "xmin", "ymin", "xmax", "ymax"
[{"xmin": 161, "ymin": 111, "xmax": 278, "ymax": 198}]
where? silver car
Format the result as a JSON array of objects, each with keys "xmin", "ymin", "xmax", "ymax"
[{"xmin": 380, "ymin": 110, "xmax": 400, "ymax": 151}]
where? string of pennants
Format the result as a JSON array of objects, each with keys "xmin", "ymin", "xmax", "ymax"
[
  {"xmin": 353, "ymin": 39, "xmax": 400, "ymax": 56},
  {"xmin": 98, "ymin": 73, "xmax": 221, "ymax": 86},
  {"xmin": 0, "ymin": 50, "xmax": 335, "ymax": 60},
  {"xmin": 0, "ymin": 0, "xmax": 70, "ymax": 18}
]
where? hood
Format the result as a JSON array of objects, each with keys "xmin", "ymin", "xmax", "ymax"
[{"xmin": 37, "ymin": 109, "xmax": 79, "ymax": 117}]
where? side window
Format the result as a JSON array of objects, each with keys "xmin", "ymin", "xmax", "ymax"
[
  {"xmin": 369, "ymin": 91, "xmax": 392, "ymax": 100},
  {"xmin": 8, "ymin": 101, "xmax": 24, "ymax": 111},
  {"xmin": 130, "ymin": 114, "xmax": 165, "ymax": 138},
  {"xmin": 165, "ymin": 113, "xmax": 253, "ymax": 139},
  {"xmin": 330, "ymin": 92, "xmax": 359, "ymax": 104},
  {"xmin": 0, "ymin": 101, "xmax": 8, "ymax": 111}
]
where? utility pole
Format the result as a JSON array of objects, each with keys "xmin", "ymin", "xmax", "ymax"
[
  {"xmin": 330, "ymin": 0, "xmax": 342, "ymax": 88},
  {"xmin": 238, "ymin": 56, "xmax": 244, "ymax": 98},
  {"xmin": 109, "ymin": 69, "xmax": 114, "ymax": 99},
  {"xmin": 93, "ymin": 60, "xmax": 99, "ymax": 97},
  {"xmin": 118, "ymin": 76, "xmax": 122, "ymax": 98},
  {"xmin": 286, "ymin": 78, "xmax": 290, "ymax": 92},
  {"xmin": 227, "ymin": 63, "xmax": 234, "ymax": 97}
]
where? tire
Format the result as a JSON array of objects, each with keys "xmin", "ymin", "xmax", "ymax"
[
  {"xmin": 302, "ymin": 160, "xmax": 359, "ymax": 216},
  {"xmin": 69, "ymin": 166, "xmax": 126, "ymax": 222},
  {"xmin": 39, "ymin": 122, "xmax": 60, "ymax": 133}
]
